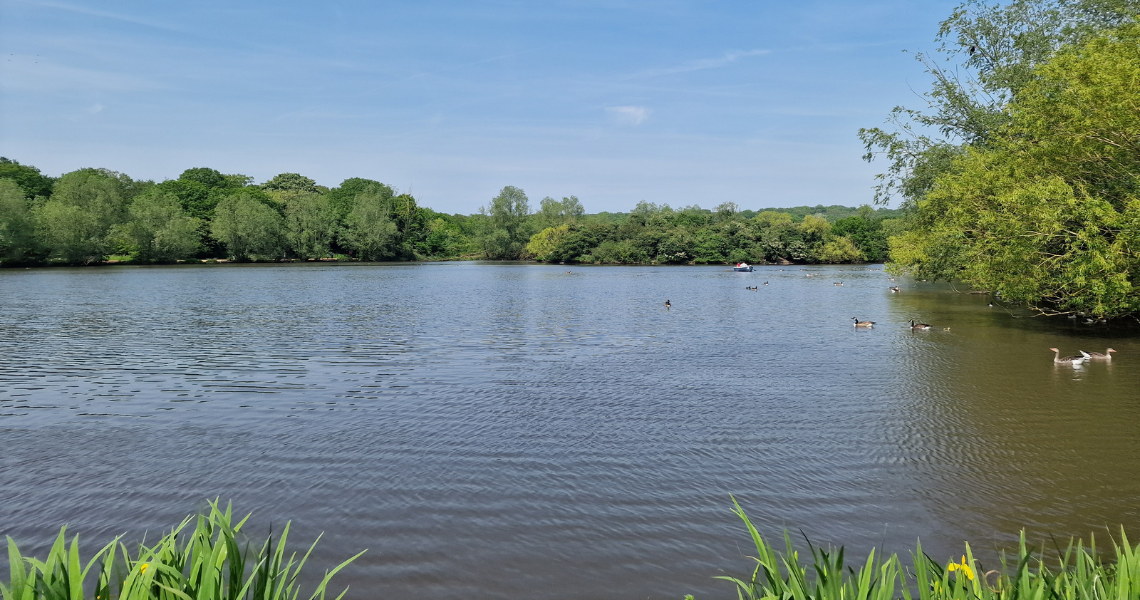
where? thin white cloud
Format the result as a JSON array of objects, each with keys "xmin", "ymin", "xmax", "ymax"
[
  {"xmin": 14, "ymin": 0, "xmax": 184, "ymax": 33},
  {"xmin": 634, "ymin": 49, "xmax": 770, "ymax": 78},
  {"xmin": 606, "ymin": 105, "xmax": 651, "ymax": 125}
]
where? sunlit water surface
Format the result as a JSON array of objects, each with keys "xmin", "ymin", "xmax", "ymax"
[{"xmin": 2, "ymin": 263, "xmax": 1138, "ymax": 599}]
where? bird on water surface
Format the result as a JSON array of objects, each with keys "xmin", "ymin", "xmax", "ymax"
[
  {"xmin": 665, "ymin": 300, "xmax": 671, "ymax": 309},
  {"xmin": 910, "ymin": 320, "xmax": 932, "ymax": 330},
  {"xmin": 1080, "ymin": 348, "xmax": 1116, "ymax": 360},
  {"xmin": 889, "ymin": 286, "xmax": 900, "ymax": 293},
  {"xmin": 1050, "ymin": 348, "xmax": 1085, "ymax": 365},
  {"xmin": 852, "ymin": 317, "xmax": 874, "ymax": 328}
]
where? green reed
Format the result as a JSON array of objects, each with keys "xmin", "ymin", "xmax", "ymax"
[
  {"xmin": 2, "ymin": 500, "xmax": 364, "ymax": 600},
  {"xmin": 695, "ymin": 498, "xmax": 1140, "ymax": 600}
]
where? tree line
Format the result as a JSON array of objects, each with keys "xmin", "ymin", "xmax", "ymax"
[{"xmin": 0, "ymin": 160, "xmax": 897, "ymax": 267}]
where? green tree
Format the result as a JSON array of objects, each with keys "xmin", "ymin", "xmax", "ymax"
[
  {"xmin": 263, "ymin": 173, "xmax": 321, "ymax": 193},
  {"xmin": 816, "ymin": 236, "xmax": 865, "ymax": 263},
  {"xmin": 526, "ymin": 225, "xmax": 570, "ymax": 261},
  {"xmin": 327, "ymin": 178, "xmax": 392, "ymax": 224},
  {"xmin": 538, "ymin": 195, "xmax": 585, "ymax": 228},
  {"xmin": 341, "ymin": 191, "xmax": 399, "ymax": 260},
  {"xmin": 284, "ymin": 193, "xmax": 338, "ymax": 259},
  {"xmin": 0, "ymin": 179, "xmax": 35, "ymax": 263},
  {"xmin": 210, "ymin": 192, "xmax": 285, "ymax": 260},
  {"xmin": 418, "ymin": 215, "xmax": 467, "ymax": 257},
  {"xmin": 112, "ymin": 192, "xmax": 201, "ymax": 263},
  {"xmin": 33, "ymin": 168, "xmax": 131, "ymax": 264},
  {"xmin": 891, "ymin": 22, "xmax": 1140, "ymax": 316},
  {"xmin": 483, "ymin": 185, "xmax": 532, "ymax": 259},
  {"xmin": 859, "ymin": 0, "xmax": 1140, "ymax": 208},
  {"xmin": 0, "ymin": 157, "xmax": 55, "ymax": 199}
]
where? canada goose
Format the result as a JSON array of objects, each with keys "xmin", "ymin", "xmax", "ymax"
[
  {"xmin": 889, "ymin": 286, "xmax": 900, "ymax": 293},
  {"xmin": 1050, "ymin": 348, "xmax": 1085, "ymax": 365},
  {"xmin": 1083, "ymin": 318, "xmax": 1096, "ymax": 325},
  {"xmin": 763, "ymin": 281, "xmax": 768, "ymax": 286},
  {"xmin": 834, "ymin": 282, "xmax": 843, "ymax": 286},
  {"xmin": 852, "ymin": 317, "xmax": 875, "ymax": 328},
  {"xmin": 1081, "ymin": 348, "xmax": 1116, "ymax": 360},
  {"xmin": 1067, "ymin": 314, "xmax": 1077, "ymax": 319},
  {"xmin": 664, "ymin": 300, "xmax": 671, "ymax": 309},
  {"xmin": 910, "ymin": 320, "xmax": 932, "ymax": 330},
  {"xmin": 988, "ymin": 302, "xmax": 994, "ymax": 307}
]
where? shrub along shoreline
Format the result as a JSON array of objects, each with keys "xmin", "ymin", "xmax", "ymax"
[{"xmin": 0, "ymin": 159, "xmax": 898, "ymax": 268}]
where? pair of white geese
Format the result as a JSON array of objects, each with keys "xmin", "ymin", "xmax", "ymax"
[{"xmin": 1051, "ymin": 347, "xmax": 1117, "ymax": 365}]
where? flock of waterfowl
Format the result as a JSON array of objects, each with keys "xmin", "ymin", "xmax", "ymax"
[
  {"xmin": 663, "ymin": 269, "xmax": 1121, "ymax": 367},
  {"xmin": 746, "ymin": 273, "xmax": 1116, "ymax": 366}
]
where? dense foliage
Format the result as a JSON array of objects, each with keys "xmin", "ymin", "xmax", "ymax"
[
  {"xmin": 862, "ymin": 0, "xmax": 1140, "ymax": 316},
  {"xmin": 0, "ymin": 161, "xmax": 896, "ymax": 267}
]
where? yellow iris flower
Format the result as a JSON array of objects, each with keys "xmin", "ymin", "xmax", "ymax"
[{"xmin": 947, "ymin": 556, "xmax": 975, "ymax": 580}]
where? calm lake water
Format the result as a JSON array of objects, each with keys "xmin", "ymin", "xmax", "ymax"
[{"xmin": 2, "ymin": 262, "xmax": 1139, "ymax": 599}]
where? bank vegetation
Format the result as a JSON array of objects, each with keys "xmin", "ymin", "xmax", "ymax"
[{"xmin": 0, "ymin": 160, "xmax": 897, "ymax": 269}]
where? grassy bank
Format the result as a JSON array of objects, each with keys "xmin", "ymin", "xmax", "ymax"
[
  {"xmin": 2, "ymin": 500, "xmax": 363, "ymax": 600},
  {"xmin": 700, "ymin": 498, "xmax": 1139, "ymax": 600}
]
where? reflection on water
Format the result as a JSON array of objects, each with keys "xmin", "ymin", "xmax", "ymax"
[{"xmin": 1, "ymin": 263, "xmax": 1138, "ymax": 599}]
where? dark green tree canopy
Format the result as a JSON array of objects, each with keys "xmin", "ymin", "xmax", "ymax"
[
  {"xmin": 262, "ymin": 173, "xmax": 321, "ymax": 193},
  {"xmin": 179, "ymin": 167, "xmax": 227, "ymax": 188},
  {"xmin": 0, "ymin": 157, "xmax": 55, "ymax": 199}
]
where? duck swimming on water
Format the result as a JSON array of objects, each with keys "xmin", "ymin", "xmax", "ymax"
[{"xmin": 852, "ymin": 317, "xmax": 874, "ymax": 328}]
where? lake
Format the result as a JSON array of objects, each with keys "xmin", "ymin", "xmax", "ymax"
[{"xmin": 2, "ymin": 262, "xmax": 1138, "ymax": 599}]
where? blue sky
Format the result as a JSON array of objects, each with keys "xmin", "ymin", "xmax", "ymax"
[{"xmin": 0, "ymin": 0, "xmax": 960, "ymax": 213}]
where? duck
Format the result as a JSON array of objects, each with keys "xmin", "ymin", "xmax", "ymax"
[
  {"xmin": 664, "ymin": 300, "xmax": 671, "ymax": 309},
  {"xmin": 852, "ymin": 317, "xmax": 875, "ymax": 328},
  {"xmin": 889, "ymin": 286, "xmax": 900, "ymax": 293},
  {"xmin": 910, "ymin": 320, "xmax": 932, "ymax": 330},
  {"xmin": 1080, "ymin": 348, "xmax": 1116, "ymax": 360},
  {"xmin": 1050, "ymin": 348, "xmax": 1085, "ymax": 365}
]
